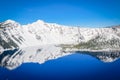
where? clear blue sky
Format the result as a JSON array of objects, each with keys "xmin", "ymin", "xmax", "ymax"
[{"xmin": 0, "ymin": 0, "xmax": 120, "ymax": 27}]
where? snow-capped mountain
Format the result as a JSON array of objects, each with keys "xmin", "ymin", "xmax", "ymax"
[
  {"xmin": 0, "ymin": 19, "xmax": 120, "ymax": 51},
  {"xmin": 0, "ymin": 20, "xmax": 120, "ymax": 70}
]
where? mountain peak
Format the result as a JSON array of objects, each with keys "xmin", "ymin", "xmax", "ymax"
[
  {"xmin": 4, "ymin": 19, "xmax": 16, "ymax": 24},
  {"xmin": 29, "ymin": 20, "xmax": 45, "ymax": 26},
  {"xmin": 0, "ymin": 20, "xmax": 20, "ymax": 28},
  {"xmin": 36, "ymin": 20, "xmax": 44, "ymax": 24}
]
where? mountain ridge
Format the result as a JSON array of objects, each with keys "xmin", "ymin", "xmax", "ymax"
[
  {"xmin": 0, "ymin": 20, "xmax": 120, "ymax": 70},
  {"xmin": 0, "ymin": 20, "xmax": 120, "ymax": 51}
]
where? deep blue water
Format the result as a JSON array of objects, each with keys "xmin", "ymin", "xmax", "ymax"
[{"xmin": 0, "ymin": 53, "xmax": 120, "ymax": 80}]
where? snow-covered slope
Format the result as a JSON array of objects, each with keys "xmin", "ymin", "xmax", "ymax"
[
  {"xmin": 0, "ymin": 20, "xmax": 120, "ymax": 70},
  {"xmin": 0, "ymin": 20, "xmax": 120, "ymax": 51}
]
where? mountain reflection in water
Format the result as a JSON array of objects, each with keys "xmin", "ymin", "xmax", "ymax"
[{"xmin": 0, "ymin": 45, "xmax": 120, "ymax": 70}]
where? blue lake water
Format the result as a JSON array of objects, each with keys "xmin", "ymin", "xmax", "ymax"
[{"xmin": 0, "ymin": 53, "xmax": 120, "ymax": 80}]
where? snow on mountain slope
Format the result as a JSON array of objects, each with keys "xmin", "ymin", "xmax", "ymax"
[
  {"xmin": 0, "ymin": 20, "xmax": 120, "ymax": 50},
  {"xmin": 0, "ymin": 20, "xmax": 120, "ymax": 70}
]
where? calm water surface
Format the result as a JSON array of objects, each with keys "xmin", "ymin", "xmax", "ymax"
[{"xmin": 0, "ymin": 52, "xmax": 120, "ymax": 80}]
